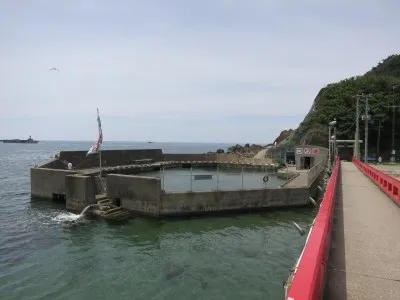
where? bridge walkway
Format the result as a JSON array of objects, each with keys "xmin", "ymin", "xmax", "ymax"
[{"xmin": 324, "ymin": 161, "xmax": 400, "ymax": 299}]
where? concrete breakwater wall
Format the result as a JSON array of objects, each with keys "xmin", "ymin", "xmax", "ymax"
[
  {"xmin": 40, "ymin": 149, "xmax": 164, "ymax": 169},
  {"xmin": 30, "ymin": 148, "xmax": 325, "ymax": 215},
  {"xmin": 163, "ymin": 153, "xmax": 217, "ymax": 162},
  {"xmin": 105, "ymin": 174, "xmax": 320, "ymax": 217},
  {"xmin": 39, "ymin": 150, "xmax": 274, "ymax": 170},
  {"xmin": 159, "ymin": 188, "xmax": 309, "ymax": 216},
  {"xmin": 30, "ymin": 161, "xmax": 280, "ymax": 204},
  {"xmin": 31, "ymin": 168, "xmax": 77, "ymax": 199},
  {"xmin": 164, "ymin": 153, "xmax": 273, "ymax": 164},
  {"xmin": 107, "ymin": 174, "xmax": 161, "ymax": 216},
  {"xmin": 65, "ymin": 174, "xmax": 97, "ymax": 212}
]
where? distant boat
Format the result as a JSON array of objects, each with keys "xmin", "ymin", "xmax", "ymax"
[
  {"xmin": 3, "ymin": 135, "xmax": 38, "ymax": 144},
  {"xmin": 147, "ymin": 141, "xmax": 154, "ymax": 144}
]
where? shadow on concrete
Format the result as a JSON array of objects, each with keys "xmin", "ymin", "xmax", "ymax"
[{"xmin": 323, "ymin": 170, "xmax": 347, "ymax": 299}]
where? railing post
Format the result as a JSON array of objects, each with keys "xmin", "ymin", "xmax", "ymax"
[
  {"xmin": 241, "ymin": 166, "xmax": 244, "ymax": 189},
  {"xmin": 190, "ymin": 165, "xmax": 193, "ymax": 192},
  {"xmin": 216, "ymin": 165, "xmax": 220, "ymax": 190},
  {"xmin": 161, "ymin": 167, "xmax": 165, "ymax": 191}
]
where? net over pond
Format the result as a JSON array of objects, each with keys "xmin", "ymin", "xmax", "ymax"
[{"xmin": 142, "ymin": 167, "xmax": 287, "ymax": 192}]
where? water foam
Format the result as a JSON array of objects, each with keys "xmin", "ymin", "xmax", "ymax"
[{"xmin": 51, "ymin": 212, "xmax": 81, "ymax": 223}]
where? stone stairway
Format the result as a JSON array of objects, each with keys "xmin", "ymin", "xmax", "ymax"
[{"xmin": 92, "ymin": 194, "xmax": 131, "ymax": 221}]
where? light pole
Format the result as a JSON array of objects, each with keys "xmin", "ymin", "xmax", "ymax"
[
  {"xmin": 377, "ymin": 118, "xmax": 382, "ymax": 157},
  {"xmin": 364, "ymin": 95, "xmax": 369, "ymax": 163},
  {"xmin": 354, "ymin": 94, "xmax": 363, "ymax": 160},
  {"xmin": 328, "ymin": 119, "xmax": 337, "ymax": 165},
  {"xmin": 328, "ymin": 126, "xmax": 331, "ymax": 164},
  {"xmin": 374, "ymin": 113, "xmax": 385, "ymax": 159}
]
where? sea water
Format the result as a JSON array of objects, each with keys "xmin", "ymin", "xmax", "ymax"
[{"xmin": 0, "ymin": 141, "xmax": 314, "ymax": 300}]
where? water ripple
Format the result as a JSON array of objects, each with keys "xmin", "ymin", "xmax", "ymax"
[{"xmin": 0, "ymin": 142, "xmax": 315, "ymax": 300}]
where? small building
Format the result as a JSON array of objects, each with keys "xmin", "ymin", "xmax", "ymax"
[{"xmin": 294, "ymin": 145, "xmax": 328, "ymax": 170}]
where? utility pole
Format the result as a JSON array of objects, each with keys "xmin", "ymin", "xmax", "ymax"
[
  {"xmin": 377, "ymin": 119, "xmax": 382, "ymax": 157},
  {"xmin": 334, "ymin": 118, "xmax": 337, "ymax": 157},
  {"xmin": 328, "ymin": 126, "xmax": 331, "ymax": 164},
  {"xmin": 354, "ymin": 94, "xmax": 362, "ymax": 160},
  {"xmin": 328, "ymin": 119, "xmax": 337, "ymax": 166},
  {"xmin": 364, "ymin": 95, "xmax": 369, "ymax": 163},
  {"xmin": 392, "ymin": 106, "xmax": 395, "ymax": 161},
  {"xmin": 388, "ymin": 86, "xmax": 400, "ymax": 162}
]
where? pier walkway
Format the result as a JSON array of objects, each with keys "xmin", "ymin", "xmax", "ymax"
[{"xmin": 324, "ymin": 162, "xmax": 400, "ymax": 299}]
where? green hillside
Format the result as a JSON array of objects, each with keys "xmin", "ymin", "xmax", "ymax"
[{"xmin": 280, "ymin": 54, "xmax": 400, "ymax": 157}]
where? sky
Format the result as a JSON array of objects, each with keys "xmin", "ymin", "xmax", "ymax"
[{"xmin": 1, "ymin": 0, "xmax": 399, "ymax": 143}]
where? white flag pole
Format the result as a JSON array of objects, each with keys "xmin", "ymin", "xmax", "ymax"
[{"xmin": 97, "ymin": 108, "xmax": 102, "ymax": 177}]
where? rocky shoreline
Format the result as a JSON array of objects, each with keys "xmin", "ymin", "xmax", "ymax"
[{"xmin": 212, "ymin": 143, "xmax": 268, "ymax": 158}]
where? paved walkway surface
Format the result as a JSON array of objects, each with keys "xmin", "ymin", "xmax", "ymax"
[
  {"xmin": 282, "ymin": 172, "xmax": 308, "ymax": 187},
  {"xmin": 253, "ymin": 148, "xmax": 269, "ymax": 159},
  {"xmin": 324, "ymin": 162, "xmax": 400, "ymax": 300},
  {"xmin": 373, "ymin": 164, "xmax": 400, "ymax": 178}
]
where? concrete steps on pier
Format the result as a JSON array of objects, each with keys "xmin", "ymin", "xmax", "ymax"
[
  {"xmin": 92, "ymin": 196, "xmax": 131, "ymax": 221},
  {"xmin": 96, "ymin": 194, "xmax": 108, "ymax": 201}
]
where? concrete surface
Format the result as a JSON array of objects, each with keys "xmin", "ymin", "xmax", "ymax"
[
  {"xmin": 163, "ymin": 153, "xmax": 216, "ymax": 161},
  {"xmin": 30, "ymin": 168, "xmax": 77, "ymax": 199},
  {"xmin": 30, "ymin": 148, "xmax": 324, "ymax": 216},
  {"xmin": 57, "ymin": 149, "xmax": 164, "ymax": 169},
  {"xmin": 159, "ymin": 187, "xmax": 309, "ymax": 216},
  {"xmin": 283, "ymin": 172, "xmax": 308, "ymax": 187},
  {"xmin": 253, "ymin": 148, "xmax": 269, "ymax": 159},
  {"xmin": 107, "ymin": 174, "xmax": 161, "ymax": 216},
  {"xmin": 65, "ymin": 175, "xmax": 96, "ymax": 213},
  {"xmin": 372, "ymin": 164, "xmax": 400, "ymax": 178},
  {"xmin": 105, "ymin": 171, "xmax": 319, "ymax": 217},
  {"xmin": 295, "ymin": 145, "xmax": 328, "ymax": 170},
  {"xmin": 324, "ymin": 162, "xmax": 400, "ymax": 300}
]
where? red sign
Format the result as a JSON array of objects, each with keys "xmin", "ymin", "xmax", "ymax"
[
  {"xmin": 312, "ymin": 148, "xmax": 320, "ymax": 155},
  {"xmin": 304, "ymin": 148, "xmax": 312, "ymax": 155}
]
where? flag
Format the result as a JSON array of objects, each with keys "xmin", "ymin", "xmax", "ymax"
[{"xmin": 86, "ymin": 108, "xmax": 103, "ymax": 156}]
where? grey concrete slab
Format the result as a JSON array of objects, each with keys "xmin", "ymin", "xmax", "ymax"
[
  {"xmin": 324, "ymin": 162, "xmax": 400, "ymax": 300},
  {"xmin": 283, "ymin": 172, "xmax": 308, "ymax": 187}
]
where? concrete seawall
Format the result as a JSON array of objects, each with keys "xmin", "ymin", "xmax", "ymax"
[
  {"xmin": 107, "ymin": 174, "xmax": 161, "ymax": 217},
  {"xmin": 41, "ymin": 149, "xmax": 164, "ymax": 169},
  {"xmin": 65, "ymin": 174, "xmax": 97, "ymax": 212},
  {"xmin": 39, "ymin": 150, "xmax": 276, "ymax": 170},
  {"xmin": 31, "ymin": 168, "xmax": 77, "ymax": 199},
  {"xmin": 105, "ymin": 173, "xmax": 322, "ymax": 217},
  {"xmin": 159, "ymin": 187, "xmax": 309, "ymax": 216},
  {"xmin": 164, "ymin": 153, "xmax": 217, "ymax": 162},
  {"xmin": 30, "ymin": 147, "xmax": 327, "ymax": 216}
]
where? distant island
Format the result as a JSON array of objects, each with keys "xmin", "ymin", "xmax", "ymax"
[{"xmin": 2, "ymin": 135, "xmax": 38, "ymax": 144}]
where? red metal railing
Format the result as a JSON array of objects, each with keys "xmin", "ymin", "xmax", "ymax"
[
  {"xmin": 352, "ymin": 157, "xmax": 400, "ymax": 206},
  {"xmin": 286, "ymin": 156, "xmax": 340, "ymax": 300}
]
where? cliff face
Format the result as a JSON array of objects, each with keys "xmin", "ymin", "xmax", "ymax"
[
  {"xmin": 273, "ymin": 129, "xmax": 294, "ymax": 145},
  {"xmin": 279, "ymin": 54, "xmax": 400, "ymax": 154}
]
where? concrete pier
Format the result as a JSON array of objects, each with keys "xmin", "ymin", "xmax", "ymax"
[
  {"xmin": 30, "ymin": 147, "xmax": 327, "ymax": 216},
  {"xmin": 324, "ymin": 162, "xmax": 400, "ymax": 299}
]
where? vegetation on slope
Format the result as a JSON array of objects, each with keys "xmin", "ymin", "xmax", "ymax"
[{"xmin": 280, "ymin": 54, "xmax": 400, "ymax": 154}]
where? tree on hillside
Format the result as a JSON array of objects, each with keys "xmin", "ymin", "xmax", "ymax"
[{"xmin": 281, "ymin": 54, "xmax": 400, "ymax": 156}]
